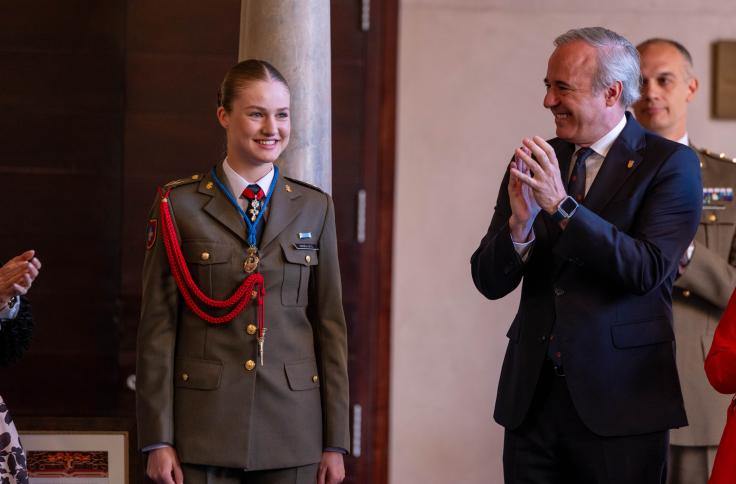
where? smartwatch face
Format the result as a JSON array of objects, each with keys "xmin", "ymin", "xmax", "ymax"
[{"xmin": 560, "ymin": 197, "xmax": 578, "ymax": 216}]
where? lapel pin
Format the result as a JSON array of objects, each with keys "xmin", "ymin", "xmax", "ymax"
[
  {"xmin": 299, "ymin": 232, "xmax": 312, "ymax": 239},
  {"xmin": 206, "ymin": 181, "xmax": 214, "ymax": 190},
  {"xmin": 285, "ymin": 184, "xmax": 292, "ymax": 193},
  {"xmin": 627, "ymin": 160, "xmax": 635, "ymax": 169}
]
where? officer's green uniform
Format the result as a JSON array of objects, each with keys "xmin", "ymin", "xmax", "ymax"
[
  {"xmin": 136, "ymin": 163, "xmax": 350, "ymax": 482},
  {"xmin": 671, "ymin": 146, "xmax": 736, "ymax": 481}
]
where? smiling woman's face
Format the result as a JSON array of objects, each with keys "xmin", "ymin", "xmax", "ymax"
[{"xmin": 217, "ymin": 79, "xmax": 291, "ymax": 167}]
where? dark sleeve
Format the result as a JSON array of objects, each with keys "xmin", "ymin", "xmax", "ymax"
[
  {"xmin": 554, "ymin": 145, "xmax": 702, "ymax": 295},
  {"xmin": 0, "ymin": 297, "xmax": 34, "ymax": 367},
  {"xmin": 470, "ymin": 166, "xmax": 527, "ymax": 300}
]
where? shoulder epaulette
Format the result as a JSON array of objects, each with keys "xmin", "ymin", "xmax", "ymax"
[
  {"xmin": 164, "ymin": 174, "xmax": 204, "ymax": 189},
  {"xmin": 695, "ymin": 146, "xmax": 736, "ymax": 164},
  {"xmin": 283, "ymin": 175, "xmax": 325, "ymax": 193}
]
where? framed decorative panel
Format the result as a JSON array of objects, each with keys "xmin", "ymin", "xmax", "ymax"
[
  {"xmin": 713, "ymin": 40, "xmax": 736, "ymax": 119},
  {"xmin": 19, "ymin": 431, "xmax": 128, "ymax": 484}
]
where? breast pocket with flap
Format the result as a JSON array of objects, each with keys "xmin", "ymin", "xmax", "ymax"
[
  {"xmin": 281, "ymin": 241, "xmax": 319, "ymax": 307},
  {"xmin": 181, "ymin": 240, "xmax": 230, "ymax": 298}
]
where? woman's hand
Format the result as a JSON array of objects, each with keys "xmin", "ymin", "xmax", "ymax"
[
  {"xmin": 147, "ymin": 446, "xmax": 183, "ymax": 484},
  {"xmin": 0, "ymin": 250, "xmax": 41, "ymax": 308},
  {"xmin": 317, "ymin": 451, "xmax": 345, "ymax": 484}
]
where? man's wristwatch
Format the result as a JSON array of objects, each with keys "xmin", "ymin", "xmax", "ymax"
[{"xmin": 552, "ymin": 196, "xmax": 579, "ymax": 222}]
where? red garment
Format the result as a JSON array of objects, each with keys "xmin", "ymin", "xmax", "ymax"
[{"xmin": 706, "ymin": 289, "xmax": 736, "ymax": 483}]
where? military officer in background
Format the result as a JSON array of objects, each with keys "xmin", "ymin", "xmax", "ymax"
[{"xmin": 634, "ymin": 38, "xmax": 736, "ymax": 484}]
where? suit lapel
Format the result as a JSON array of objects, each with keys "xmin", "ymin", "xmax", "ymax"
[
  {"xmin": 582, "ymin": 113, "xmax": 646, "ymax": 214},
  {"xmin": 201, "ymin": 163, "xmax": 248, "ymax": 242},
  {"xmin": 260, "ymin": 175, "xmax": 303, "ymax": 251}
]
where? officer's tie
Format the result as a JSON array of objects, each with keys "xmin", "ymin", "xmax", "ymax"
[{"xmin": 568, "ymin": 147, "xmax": 594, "ymax": 202}]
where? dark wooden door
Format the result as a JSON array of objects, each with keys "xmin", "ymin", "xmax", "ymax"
[
  {"xmin": 0, "ymin": 0, "xmax": 126, "ymax": 415},
  {"xmin": 331, "ymin": 1, "xmax": 397, "ymax": 483}
]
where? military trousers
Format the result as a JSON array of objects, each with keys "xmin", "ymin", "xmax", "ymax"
[
  {"xmin": 667, "ymin": 445, "xmax": 717, "ymax": 484},
  {"xmin": 182, "ymin": 463, "xmax": 320, "ymax": 484}
]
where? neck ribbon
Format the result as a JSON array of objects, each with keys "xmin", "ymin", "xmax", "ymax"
[{"xmin": 210, "ymin": 165, "xmax": 279, "ymax": 247}]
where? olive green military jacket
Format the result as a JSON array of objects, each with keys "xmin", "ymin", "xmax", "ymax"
[
  {"xmin": 672, "ymin": 147, "xmax": 736, "ymax": 446},
  {"xmin": 136, "ymin": 163, "xmax": 350, "ymax": 470}
]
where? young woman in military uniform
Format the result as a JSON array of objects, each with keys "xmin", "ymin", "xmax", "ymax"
[{"xmin": 136, "ymin": 60, "xmax": 349, "ymax": 484}]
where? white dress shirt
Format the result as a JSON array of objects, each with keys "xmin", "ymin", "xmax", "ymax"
[{"xmin": 222, "ymin": 159, "xmax": 275, "ymax": 213}]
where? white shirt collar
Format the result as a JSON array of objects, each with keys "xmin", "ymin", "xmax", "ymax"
[
  {"xmin": 576, "ymin": 114, "xmax": 627, "ymax": 158},
  {"xmin": 676, "ymin": 133, "xmax": 689, "ymax": 146},
  {"xmin": 222, "ymin": 159, "xmax": 275, "ymax": 198}
]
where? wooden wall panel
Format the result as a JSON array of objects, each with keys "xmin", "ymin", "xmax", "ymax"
[
  {"xmin": 0, "ymin": 0, "xmax": 125, "ymax": 414},
  {"xmin": 331, "ymin": 1, "xmax": 397, "ymax": 482}
]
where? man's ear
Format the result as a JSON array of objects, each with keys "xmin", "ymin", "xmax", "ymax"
[
  {"xmin": 686, "ymin": 76, "xmax": 699, "ymax": 103},
  {"xmin": 604, "ymin": 80, "xmax": 623, "ymax": 107}
]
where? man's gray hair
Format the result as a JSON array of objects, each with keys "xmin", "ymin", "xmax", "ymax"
[{"xmin": 555, "ymin": 27, "xmax": 641, "ymax": 108}]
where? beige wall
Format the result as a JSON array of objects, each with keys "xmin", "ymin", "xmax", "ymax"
[{"xmin": 391, "ymin": 1, "xmax": 736, "ymax": 483}]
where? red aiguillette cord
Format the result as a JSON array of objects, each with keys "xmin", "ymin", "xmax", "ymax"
[{"xmin": 158, "ymin": 187, "xmax": 265, "ymax": 329}]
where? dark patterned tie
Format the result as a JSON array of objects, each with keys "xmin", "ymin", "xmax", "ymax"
[{"xmin": 567, "ymin": 147, "xmax": 594, "ymax": 202}]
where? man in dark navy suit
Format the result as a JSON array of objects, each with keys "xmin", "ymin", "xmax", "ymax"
[{"xmin": 471, "ymin": 27, "xmax": 702, "ymax": 483}]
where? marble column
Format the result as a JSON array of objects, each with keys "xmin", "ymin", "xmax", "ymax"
[{"xmin": 239, "ymin": 0, "xmax": 332, "ymax": 193}]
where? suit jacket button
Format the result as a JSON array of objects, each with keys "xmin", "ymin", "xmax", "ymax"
[
  {"xmin": 682, "ymin": 289, "xmax": 691, "ymax": 298},
  {"xmin": 312, "ymin": 375, "xmax": 319, "ymax": 383},
  {"xmin": 246, "ymin": 324, "xmax": 257, "ymax": 335},
  {"xmin": 200, "ymin": 252, "xmax": 210, "ymax": 261},
  {"xmin": 540, "ymin": 335, "xmax": 547, "ymax": 342},
  {"xmin": 245, "ymin": 360, "xmax": 256, "ymax": 371},
  {"xmin": 708, "ymin": 213, "xmax": 717, "ymax": 223},
  {"xmin": 181, "ymin": 373, "xmax": 189, "ymax": 381},
  {"xmin": 554, "ymin": 287, "xmax": 565, "ymax": 296},
  {"xmin": 305, "ymin": 255, "xmax": 312, "ymax": 264}
]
